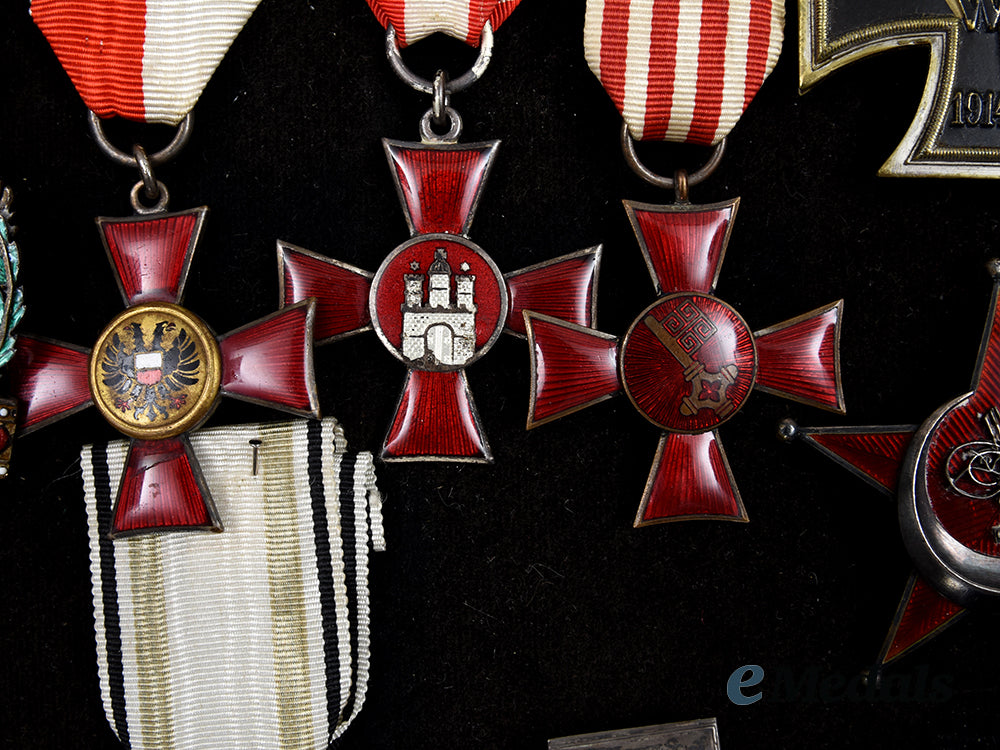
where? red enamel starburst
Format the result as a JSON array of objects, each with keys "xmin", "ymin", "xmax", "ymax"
[
  {"xmin": 10, "ymin": 207, "xmax": 319, "ymax": 537},
  {"xmin": 790, "ymin": 267, "xmax": 1000, "ymax": 673},
  {"xmin": 279, "ymin": 139, "xmax": 601, "ymax": 462},
  {"xmin": 525, "ymin": 198, "xmax": 845, "ymax": 526}
]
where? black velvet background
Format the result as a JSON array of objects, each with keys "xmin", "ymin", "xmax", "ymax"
[{"xmin": 1, "ymin": 1, "xmax": 999, "ymax": 748}]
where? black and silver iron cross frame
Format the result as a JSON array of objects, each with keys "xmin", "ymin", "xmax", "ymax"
[{"xmin": 800, "ymin": 0, "xmax": 1000, "ymax": 177}]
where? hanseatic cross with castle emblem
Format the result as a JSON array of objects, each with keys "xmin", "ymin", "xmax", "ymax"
[
  {"xmin": 525, "ymin": 198, "xmax": 846, "ymax": 527},
  {"xmin": 801, "ymin": 0, "xmax": 1000, "ymax": 176},
  {"xmin": 279, "ymin": 139, "xmax": 601, "ymax": 462}
]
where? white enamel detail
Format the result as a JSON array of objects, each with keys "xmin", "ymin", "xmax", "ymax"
[{"xmin": 401, "ymin": 248, "xmax": 478, "ymax": 366}]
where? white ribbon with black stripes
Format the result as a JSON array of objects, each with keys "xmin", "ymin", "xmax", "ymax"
[{"xmin": 81, "ymin": 419, "xmax": 383, "ymax": 750}]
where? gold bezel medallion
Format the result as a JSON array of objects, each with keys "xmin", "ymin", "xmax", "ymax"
[{"xmin": 89, "ymin": 302, "xmax": 221, "ymax": 440}]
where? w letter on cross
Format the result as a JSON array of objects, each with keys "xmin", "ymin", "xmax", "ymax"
[
  {"xmin": 800, "ymin": 0, "xmax": 1000, "ymax": 177},
  {"xmin": 949, "ymin": 0, "xmax": 1000, "ymax": 31}
]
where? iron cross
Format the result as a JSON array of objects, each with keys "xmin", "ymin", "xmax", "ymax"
[
  {"xmin": 801, "ymin": 0, "xmax": 1000, "ymax": 176},
  {"xmin": 549, "ymin": 718, "xmax": 721, "ymax": 749}
]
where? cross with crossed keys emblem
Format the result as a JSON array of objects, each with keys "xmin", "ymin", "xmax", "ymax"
[
  {"xmin": 801, "ymin": 0, "xmax": 1000, "ymax": 176},
  {"xmin": 642, "ymin": 307, "xmax": 740, "ymax": 419},
  {"xmin": 524, "ymin": 198, "xmax": 846, "ymax": 527}
]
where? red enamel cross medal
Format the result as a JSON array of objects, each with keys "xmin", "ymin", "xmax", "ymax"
[
  {"xmin": 532, "ymin": 0, "xmax": 845, "ymax": 526},
  {"xmin": 526, "ymin": 199, "xmax": 844, "ymax": 526},
  {"xmin": 282, "ymin": 140, "xmax": 599, "ymax": 463},
  {"xmin": 280, "ymin": 2, "xmax": 600, "ymax": 462},
  {"xmin": 11, "ymin": 208, "xmax": 319, "ymax": 536},
  {"xmin": 15, "ymin": 5, "xmax": 384, "ymax": 747},
  {"xmin": 12, "ymin": 0, "xmax": 323, "ymax": 538},
  {"xmin": 785, "ymin": 261, "xmax": 1000, "ymax": 674}
]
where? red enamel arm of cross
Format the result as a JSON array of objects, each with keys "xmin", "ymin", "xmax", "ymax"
[
  {"xmin": 10, "ymin": 208, "xmax": 319, "ymax": 536},
  {"xmin": 525, "ymin": 199, "xmax": 845, "ymax": 526}
]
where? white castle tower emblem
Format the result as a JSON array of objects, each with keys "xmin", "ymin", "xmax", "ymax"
[{"xmin": 402, "ymin": 247, "xmax": 478, "ymax": 366}]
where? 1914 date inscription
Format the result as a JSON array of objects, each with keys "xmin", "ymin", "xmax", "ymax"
[{"xmin": 950, "ymin": 90, "xmax": 1000, "ymax": 128}]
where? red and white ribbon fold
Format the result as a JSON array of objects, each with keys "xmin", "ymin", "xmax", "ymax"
[
  {"xmin": 585, "ymin": 0, "xmax": 783, "ymax": 145},
  {"xmin": 366, "ymin": 0, "xmax": 522, "ymax": 46},
  {"xmin": 32, "ymin": 0, "xmax": 262, "ymax": 124}
]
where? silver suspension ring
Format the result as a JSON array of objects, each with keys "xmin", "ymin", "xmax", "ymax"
[
  {"xmin": 88, "ymin": 111, "xmax": 193, "ymax": 168},
  {"xmin": 132, "ymin": 144, "xmax": 160, "ymax": 200},
  {"xmin": 621, "ymin": 122, "xmax": 726, "ymax": 193},
  {"xmin": 386, "ymin": 22, "xmax": 494, "ymax": 95},
  {"xmin": 420, "ymin": 106, "xmax": 463, "ymax": 143},
  {"xmin": 432, "ymin": 70, "xmax": 450, "ymax": 125},
  {"xmin": 130, "ymin": 180, "xmax": 170, "ymax": 215}
]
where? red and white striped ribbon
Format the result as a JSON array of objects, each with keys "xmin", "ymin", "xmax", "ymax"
[
  {"xmin": 366, "ymin": 0, "xmax": 522, "ymax": 46},
  {"xmin": 32, "ymin": 0, "xmax": 262, "ymax": 124},
  {"xmin": 584, "ymin": 0, "xmax": 783, "ymax": 145}
]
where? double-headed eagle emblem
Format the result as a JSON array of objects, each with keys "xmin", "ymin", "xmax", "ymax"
[{"xmin": 101, "ymin": 320, "xmax": 200, "ymax": 422}]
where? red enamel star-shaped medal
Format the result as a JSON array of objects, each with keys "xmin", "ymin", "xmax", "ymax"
[
  {"xmin": 786, "ymin": 261, "xmax": 1000, "ymax": 674},
  {"xmin": 280, "ymin": 139, "xmax": 599, "ymax": 462},
  {"xmin": 526, "ymin": 197, "xmax": 845, "ymax": 526},
  {"xmin": 11, "ymin": 208, "xmax": 319, "ymax": 536}
]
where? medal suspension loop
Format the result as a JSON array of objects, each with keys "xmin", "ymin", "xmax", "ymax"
[
  {"xmin": 88, "ymin": 111, "xmax": 193, "ymax": 214},
  {"xmin": 386, "ymin": 22, "xmax": 494, "ymax": 143},
  {"xmin": 620, "ymin": 123, "xmax": 726, "ymax": 204}
]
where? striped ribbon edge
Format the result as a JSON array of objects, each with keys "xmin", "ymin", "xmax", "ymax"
[
  {"xmin": 583, "ymin": 0, "xmax": 783, "ymax": 145},
  {"xmin": 334, "ymin": 450, "xmax": 363, "ymax": 739},
  {"xmin": 365, "ymin": 0, "xmax": 522, "ymax": 46},
  {"xmin": 82, "ymin": 419, "xmax": 381, "ymax": 748},
  {"xmin": 83, "ymin": 444, "xmax": 132, "ymax": 748},
  {"xmin": 309, "ymin": 420, "xmax": 377, "ymax": 744},
  {"xmin": 31, "ymin": 0, "xmax": 263, "ymax": 124},
  {"xmin": 307, "ymin": 419, "xmax": 344, "ymax": 739}
]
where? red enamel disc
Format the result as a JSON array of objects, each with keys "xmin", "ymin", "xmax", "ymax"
[
  {"xmin": 369, "ymin": 234, "xmax": 508, "ymax": 371},
  {"xmin": 620, "ymin": 293, "xmax": 756, "ymax": 433}
]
